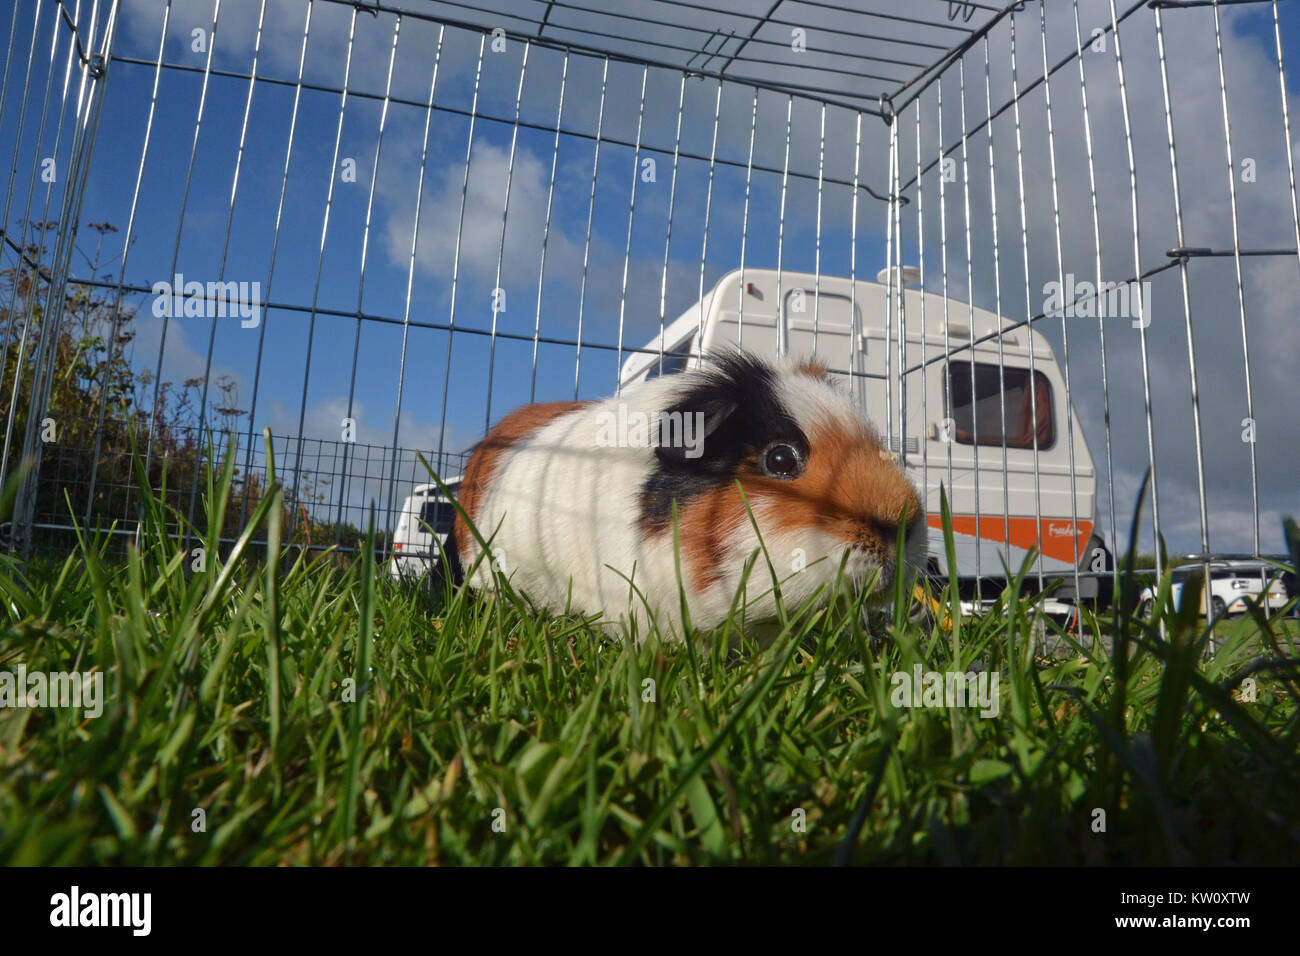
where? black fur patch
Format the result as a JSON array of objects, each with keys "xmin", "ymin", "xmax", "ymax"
[
  {"xmin": 637, "ymin": 349, "xmax": 810, "ymax": 533},
  {"xmin": 440, "ymin": 519, "xmax": 464, "ymax": 586}
]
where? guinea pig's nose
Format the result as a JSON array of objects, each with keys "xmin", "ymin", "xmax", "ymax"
[
  {"xmin": 870, "ymin": 518, "xmax": 900, "ymax": 545},
  {"xmin": 867, "ymin": 495, "xmax": 923, "ymax": 548}
]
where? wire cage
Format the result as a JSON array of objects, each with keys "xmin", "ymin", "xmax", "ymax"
[{"xmin": 1, "ymin": 0, "xmax": 1296, "ymax": 610}]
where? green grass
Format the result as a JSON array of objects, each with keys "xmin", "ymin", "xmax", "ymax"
[{"xmin": 0, "ymin": 437, "xmax": 1297, "ymax": 865}]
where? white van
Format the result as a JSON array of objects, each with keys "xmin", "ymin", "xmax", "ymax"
[
  {"xmin": 389, "ymin": 478, "xmax": 462, "ymax": 580},
  {"xmin": 619, "ymin": 268, "xmax": 1107, "ymax": 602}
]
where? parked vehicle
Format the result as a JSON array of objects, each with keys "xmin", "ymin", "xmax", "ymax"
[
  {"xmin": 389, "ymin": 478, "xmax": 462, "ymax": 580},
  {"xmin": 619, "ymin": 268, "xmax": 1109, "ymax": 607},
  {"xmin": 1139, "ymin": 560, "xmax": 1290, "ymax": 620}
]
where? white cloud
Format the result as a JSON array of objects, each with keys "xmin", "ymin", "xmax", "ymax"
[{"xmin": 381, "ymin": 138, "xmax": 577, "ymax": 286}]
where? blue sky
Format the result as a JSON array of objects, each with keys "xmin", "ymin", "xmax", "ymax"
[
  {"xmin": 3, "ymin": 0, "xmax": 1299, "ymax": 555},
  {"xmin": 80, "ymin": 1, "xmax": 881, "ymax": 449}
]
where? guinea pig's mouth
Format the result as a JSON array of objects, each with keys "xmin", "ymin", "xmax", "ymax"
[
  {"xmin": 844, "ymin": 546, "xmax": 898, "ymax": 586},
  {"xmin": 846, "ymin": 540, "xmax": 923, "ymax": 595},
  {"xmin": 846, "ymin": 524, "xmax": 926, "ymax": 566},
  {"xmin": 848, "ymin": 541, "xmax": 902, "ymax": 567}
]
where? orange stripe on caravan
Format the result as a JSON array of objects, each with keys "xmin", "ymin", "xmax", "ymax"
[{"xmin": 926, "ymin": 514, "xmax": 1093, "ymax": 565}]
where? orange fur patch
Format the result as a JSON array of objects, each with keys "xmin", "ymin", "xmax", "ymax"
[
  {"xmin": 748, "ymin": 417, "xmax": 923, "ymax": 563},
  {"xmin": 676, "ymin": 483, "xmax": 744, "ymax": 593},
  {"xmin": 454, "ymin": 401, "xmax": 587, "ymax": 556}
]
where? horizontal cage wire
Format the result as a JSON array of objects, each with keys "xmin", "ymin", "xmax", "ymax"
[{"xmin": 0, "ymin": 0, "xmax": 1296, "ymax": 614}]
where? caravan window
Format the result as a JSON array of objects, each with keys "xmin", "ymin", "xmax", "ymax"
[
  {"xmin": 644, "ymin": 336, "xmax": 694, "ymax": 380},
  {"xmin": 946, "ymin": 361, "xmax": 1054, "ymax": 450},
  {"xmin": 419, "ymin": 499, "xmax": 456, "ymax": 535}
]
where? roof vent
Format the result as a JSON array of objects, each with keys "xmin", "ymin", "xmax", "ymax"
[{"xmin": 876, "ymin": 265, "xmax": 922, "ymax": 287}]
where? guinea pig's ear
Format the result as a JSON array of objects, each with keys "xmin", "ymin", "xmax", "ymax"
[
  {"xmin": 793, "ymin": 357, "xmax": 829, "ymax": 380},
  {"xmin": 653, "ymin": 396, "xmax": 738, "ymax": 465}
]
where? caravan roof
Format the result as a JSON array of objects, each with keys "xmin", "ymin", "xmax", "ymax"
[{"xmin": 619, "ymin": 269, "xmax": 1052, "ymax": 385}]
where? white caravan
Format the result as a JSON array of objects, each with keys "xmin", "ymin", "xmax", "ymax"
[
  {"xmin": 389, "ymin": 478, "xmax": 463, "ymax": 580},
  {"xmin": 618, "ymin": 268, "xmax": 1107, "ymax": 603}
]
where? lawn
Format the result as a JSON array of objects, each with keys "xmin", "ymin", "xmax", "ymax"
[{"xmin": 0, "ymin": 440, "xmax": 1297, "ymax": 865}]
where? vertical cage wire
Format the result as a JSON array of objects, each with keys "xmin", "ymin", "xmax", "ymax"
[
  {"xmin": 184, "ymin": 0, "xmax": 271, "ymax": 543},
  {"xmin": 1, "ymin": 0, "xmax": 85, "ymax": 493},
  {"xmin": 1152, "ymin": 3, "xmax": 1212, "ymax": 614},
  {"xmin": 239, "ymin": 0, "xmax": 313, "ymax": 531},
  {"xmin": 956, "ymin": 56, "xmax": 985, "ymax": 601},
  {"xmin": 691, "ymin": 76, "xmax": 721, "ymax": 374},
  {"xmin": 291, "ymin": 1, "xmax": 359, "ymax": 538},
  {"xmin": 569, "ymin": 55, "xmax": 608, "ymax": 400},
  {"xmin": 1037, "ymin": 0, "xmax": 1082, "ymax": 609},
  {"xmin": 10, "ymin": 0, "xmax": 116, "ymax": 557},
  {"xmin": 1210, "ymin": 0, "xmax": 1260, "ymax": 561},
  {"xmin": 1071, "ymin": 0, "xmax": 1119, "ymax": 599},
  {"xmin": 483, "ymin": 40, "xmax": 531, "ymax": 434},
  {"xmin": 384, "ymin": 23, "xmax": 445, "ymax": 535}
]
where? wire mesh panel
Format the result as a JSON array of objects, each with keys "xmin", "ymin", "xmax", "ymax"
[
  {"xmin": 881, "ymin": 0, "xmax": 1298, "ymax": 614},
  {"xmin": 0, "ymin": 0, "xmax": 1296, "ymax": 610},
  {"xmin": 0, "ymin": 0, "xmax": 118, "ymax": 553}
]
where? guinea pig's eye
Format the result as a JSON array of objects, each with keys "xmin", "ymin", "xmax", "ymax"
[{"xmin": 760, "ymin": 442, "xmax": 804, "ymax": 479}]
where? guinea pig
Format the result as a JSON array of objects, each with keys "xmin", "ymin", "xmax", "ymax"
[{"xmin": 448, "ymin": 349, "xmax": 926, "ymax": 641}]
